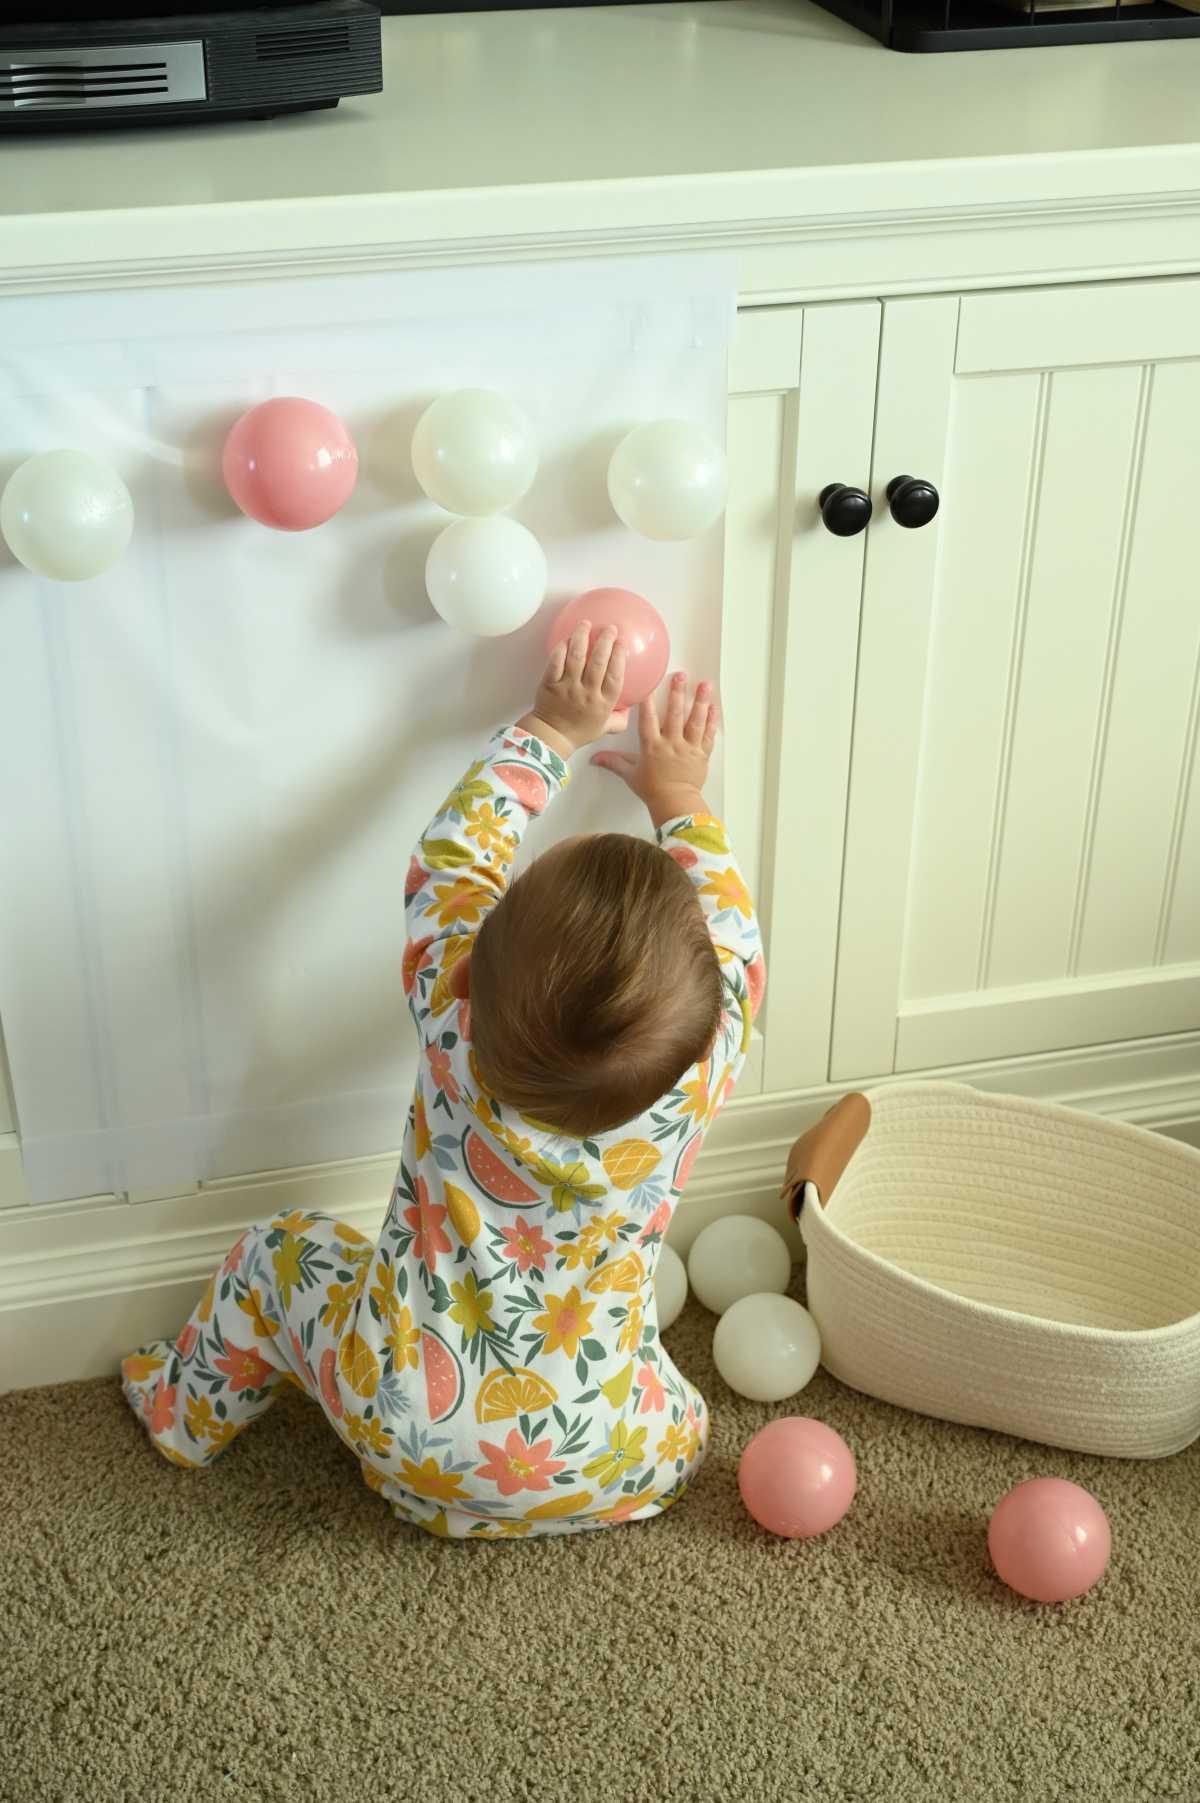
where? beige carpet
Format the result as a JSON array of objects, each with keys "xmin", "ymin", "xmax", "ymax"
[{"xmin": 3, "ymin": 1276, "xmax": 1198, "ymax": 1803}]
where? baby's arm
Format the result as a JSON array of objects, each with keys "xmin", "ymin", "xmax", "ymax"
[
  {"xmin": 658, "ymin": 806, "xmax": 765, "ymax": 1088},
  {"xmin": 403, "ymin": 622, "xmax": 629, "ymax": 1037},
  {"xmin": 402, "ymin": 727, "xmax": 567, "ymax": 1036},
  {"xmin": 592, "ymin": 673, "xmax": 766, "ymax": 1073}
]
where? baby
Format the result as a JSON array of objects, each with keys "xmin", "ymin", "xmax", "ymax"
[{"xmin": 121, "ymin": 622, "xmax": 764, "ymax": 1539}]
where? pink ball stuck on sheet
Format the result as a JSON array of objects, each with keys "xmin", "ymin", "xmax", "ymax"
[
  {"xmin": 738, "ymin": 1417, "xmax": 857, "ymax": 1540},
  {"xmin": 547, "ymin": 588, "xmax": 670, "ymax": 708},
  {"xmin": 988, "ymin": 1478, "xmax": 1111, "ymax": 1603},
  {"xmin": 222, "ymin": 397, "xmax": 358, "ymax": 531}
]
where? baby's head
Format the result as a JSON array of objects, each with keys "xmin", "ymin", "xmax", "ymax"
[{"xmin": 468, "ymin": 834, "xmax": 722, "ymax": 1136}]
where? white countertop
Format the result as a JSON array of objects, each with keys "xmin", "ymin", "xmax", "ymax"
[{"xmin": 4, "ymin": 0, "xmax": 1200, "ymax": 281}]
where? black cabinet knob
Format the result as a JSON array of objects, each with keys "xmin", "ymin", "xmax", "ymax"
[
  {"xmin": 887, "ymin": 475, "xmax": 940, "ymax": 529},
  {"xmin": 819, "ymin": 483, "xmax": 873, "ymax": 537}
]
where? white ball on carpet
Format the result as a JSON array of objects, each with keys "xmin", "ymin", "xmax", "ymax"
[
  {"xmin": 687, "ymin": 1215, "xmax": 791, "ymax": 1315},
  {"xmin": 713, "ymin": 1293, "xmax": 821, "ymax": 1403},
  {"xmin": 654, "ymin": 1243, "xmax": 687, "ymax": 1331}
]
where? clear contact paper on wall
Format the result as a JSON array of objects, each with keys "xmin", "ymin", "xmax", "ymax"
[{"xmin": 0, "ymin": 258, "xmax": 734, "ymax": 1204}]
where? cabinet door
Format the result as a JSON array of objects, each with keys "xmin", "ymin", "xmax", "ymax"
[
  {"xmin": 834, "ymin": 280, "xmax": 1200, "ymax": 1079},
  {"xmin": 724, "ymin": 301, "xmax": 880, "ymax": 1094},
  {"xmin": 0, "ymin": 1026, "xmax": 12, "ymax": 1138}
]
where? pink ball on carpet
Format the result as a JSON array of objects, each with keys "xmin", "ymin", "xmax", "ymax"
[
  {"xmin": 547, "ymin": 587, "xmax": 670, "ymax": 708},
  {"xmin": 988, "ymin": 1478, "xmax": 1111, "ymax": 1604},
  {"xmin": 738, "ymin": 1417, "xmax": 857, "ymax": 1539},
  {"xmin": 222, "ymin": 396, "xmax": 358, "ymax": 531}
]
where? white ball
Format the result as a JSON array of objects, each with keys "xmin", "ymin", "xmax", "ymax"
[
  {"xmin": 425, "ymin": 516, "xmax": 547, "ymax": 637},
  {"xmin": 654, "ymin": 1243, "xmax": 688, "ymax": 1332},
  {"xmin": 713, "ymin": 1293, "xmax": 821, "ymax": 1403},
  {"xmin": 1, "ymin": 450, "xmax": 134, "ymax": 582},
  {"xmin": 412, "ymin": 388, "xmax": 539, "ymax": 516},
  {"xmin": 687, "ymin": 1215, "xmax": 791, "ymax": 1316},
  {"xmin": 607, "ymin": 418, "xmax": 728, "ymax": 541}
]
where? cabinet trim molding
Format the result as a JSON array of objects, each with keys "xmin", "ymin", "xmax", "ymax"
[{"xmin": 6, "ymin": 189, "xmax": 1200, "ymax": 305}]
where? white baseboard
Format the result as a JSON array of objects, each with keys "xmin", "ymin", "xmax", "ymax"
[{"xmin": 2, "ymin": 1031, "xmax": 1198, "ymax": 1392}]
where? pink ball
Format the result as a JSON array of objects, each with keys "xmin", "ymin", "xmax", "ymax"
[
  {"xmin": 547, "ymin": 587, "xmax": 670, "ymax": 708},
  {"xmin": 738, "ymin": 1417, "xmax": 857, "ymax": 1539},
  {"xmin": 223, "ymin": 396, "xmax": 358, "ymax": 531},
  {"xmin": 988, "ymin": 1478, "xmax": 1111, "ymax": 1603}
]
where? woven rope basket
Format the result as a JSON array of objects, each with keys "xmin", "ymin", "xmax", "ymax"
[{"xmin": 787, "ymin": 1082, "xmax": 1200, "ymax": 1460}]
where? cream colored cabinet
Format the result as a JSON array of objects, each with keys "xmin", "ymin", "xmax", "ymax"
[
  {"xmin": 832, "ymin": 280, "xmax": 1200, "ymax": 1081},
  {"xmin": 722, "ymin": 301, "xmax": 880, "ymax": 1095},
  {"xmin": 0, "ymin": 1035, "xmax": 12, "ymax": 1137},
  {"xmin": 5, "ymin": 280, "xmax": 1198, "ymax": 1183}
]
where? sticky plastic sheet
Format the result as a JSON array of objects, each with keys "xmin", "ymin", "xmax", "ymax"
[{"xmin": 0, "ymin": 258, "xmax": 733, "ymax": 1203}]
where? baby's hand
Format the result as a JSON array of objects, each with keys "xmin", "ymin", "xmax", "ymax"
[
  {"xmin": 591, "ymin": 672, "xmax": 718, "ymax": 827},
  {"xmin": 517, "ymin": 623, "xmax": 629, "ymax": 758}
]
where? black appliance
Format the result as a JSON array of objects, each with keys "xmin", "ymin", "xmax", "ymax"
[
  {"xmin": 807, "ymin": 0, "xmax": 1200, "ymax": 52},
  {"xmin": 0, "ymin": 1, "xmax": 382, "ymax": 130},
  {"xmin": 375, "ymin": 0, "xmax": 1200, "ymax": 52}
]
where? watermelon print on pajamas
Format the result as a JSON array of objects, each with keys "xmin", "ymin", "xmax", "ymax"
[{"xmin": 121, "ymin": 726, "xmax": 764, "ymax": 1539}]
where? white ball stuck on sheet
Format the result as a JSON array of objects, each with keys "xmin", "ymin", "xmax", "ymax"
[
  {"xmin": 713, "ymin": 1293, "xmax": 821, "ymax": 1403},
  {"xmin": 1, "ymin": 450, "xmax": 134, "ymax": 582},
  {"xmin": 425, "ymin": 516, "xmax": 547, "ymax": 636},
  {"xmin": 654, "ymin": 1242, "xmax": 688, "ymax": 1331},
  {"xmin": 412, "ymin": 388, "xmax": 539, "ymax": 516},
  {"xmin": 607, "ymin": 418, "xmax": 728, "ymax": 541},
  {"xmin": 688, "ymin": 1215, "xmax": 792, "ymax": 1315}
]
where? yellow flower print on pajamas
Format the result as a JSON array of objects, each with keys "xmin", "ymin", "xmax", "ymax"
[{"xmin": 121, "ymin": 727, "xmax": 764, "ymax": 1539}]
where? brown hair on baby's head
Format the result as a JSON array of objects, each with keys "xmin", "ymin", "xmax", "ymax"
[{"xmin": 469, "ymin": 834, "xmax": 722, "ymax": 1138}]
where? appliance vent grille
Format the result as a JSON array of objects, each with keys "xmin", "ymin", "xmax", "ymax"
[
  {"xmin": 1, "ymin": 59, "xmax": 168, "ymax": 107},
  {"xmin": 256, "ymin": 24, "xmax": 353, "ymax": 60},
  {"xmin": 0, "ymin": 40, "xmax": 206, "ymax": 111}
]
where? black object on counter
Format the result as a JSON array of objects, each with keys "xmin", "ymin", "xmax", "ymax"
[
  {"xmin": 814, "ymin": 0, "xmax": 1200, "ymax": 52},
  {"xmin": 0, "ymin": 1, "xmax": 382, "ymax": 131},
  {"xmin": 377, "ymin": 0, "xmax": 1200, "ymax": 52}
]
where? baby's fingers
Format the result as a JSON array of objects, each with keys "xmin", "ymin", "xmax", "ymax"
[
  {"xmin": 584, "ymin": 622, "xmax": 617, "ymax": 685},
  {"xmin": 664, "ymin": 671, "xmax": 688, "ymax": 737},
  {"xmin": 591, "ymin": 749, "xmax": 638, "ymax": 781},
  {"xmin": 683, "ymin": 681, "xmax": 713, "ymax": 746},
  {"xmin": 597, "ymin": 633, "xmax": 627, "ymax": 701},
  {"xmin": 638, "ymin": 695, "xmax": 661, "ymax": 744},
  {"xmin": 701, "ymin": 703, "xmax": 719, "ymax": 755},
  {"xmin": 563, "ymin": 621, "xmax": 592, "ymax": 680}
]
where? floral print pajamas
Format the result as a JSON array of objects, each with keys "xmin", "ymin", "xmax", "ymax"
[{"xmin": 122, "ymin": 725, "xmax": 764, "ymax": 1539}]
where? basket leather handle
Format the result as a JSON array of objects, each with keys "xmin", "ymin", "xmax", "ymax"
[{"xmin": 780, "ymin": 1092, "xmax": 871, "ymax": 1221}]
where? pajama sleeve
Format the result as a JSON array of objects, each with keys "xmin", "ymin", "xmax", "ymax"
[
  {"xmin": 403, "ymin": 724, "xmax": 570, "ymax": 1040},
  {"xmin": 655, "ymin": 811, "xmax": 766, "ymax": 1081}
]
